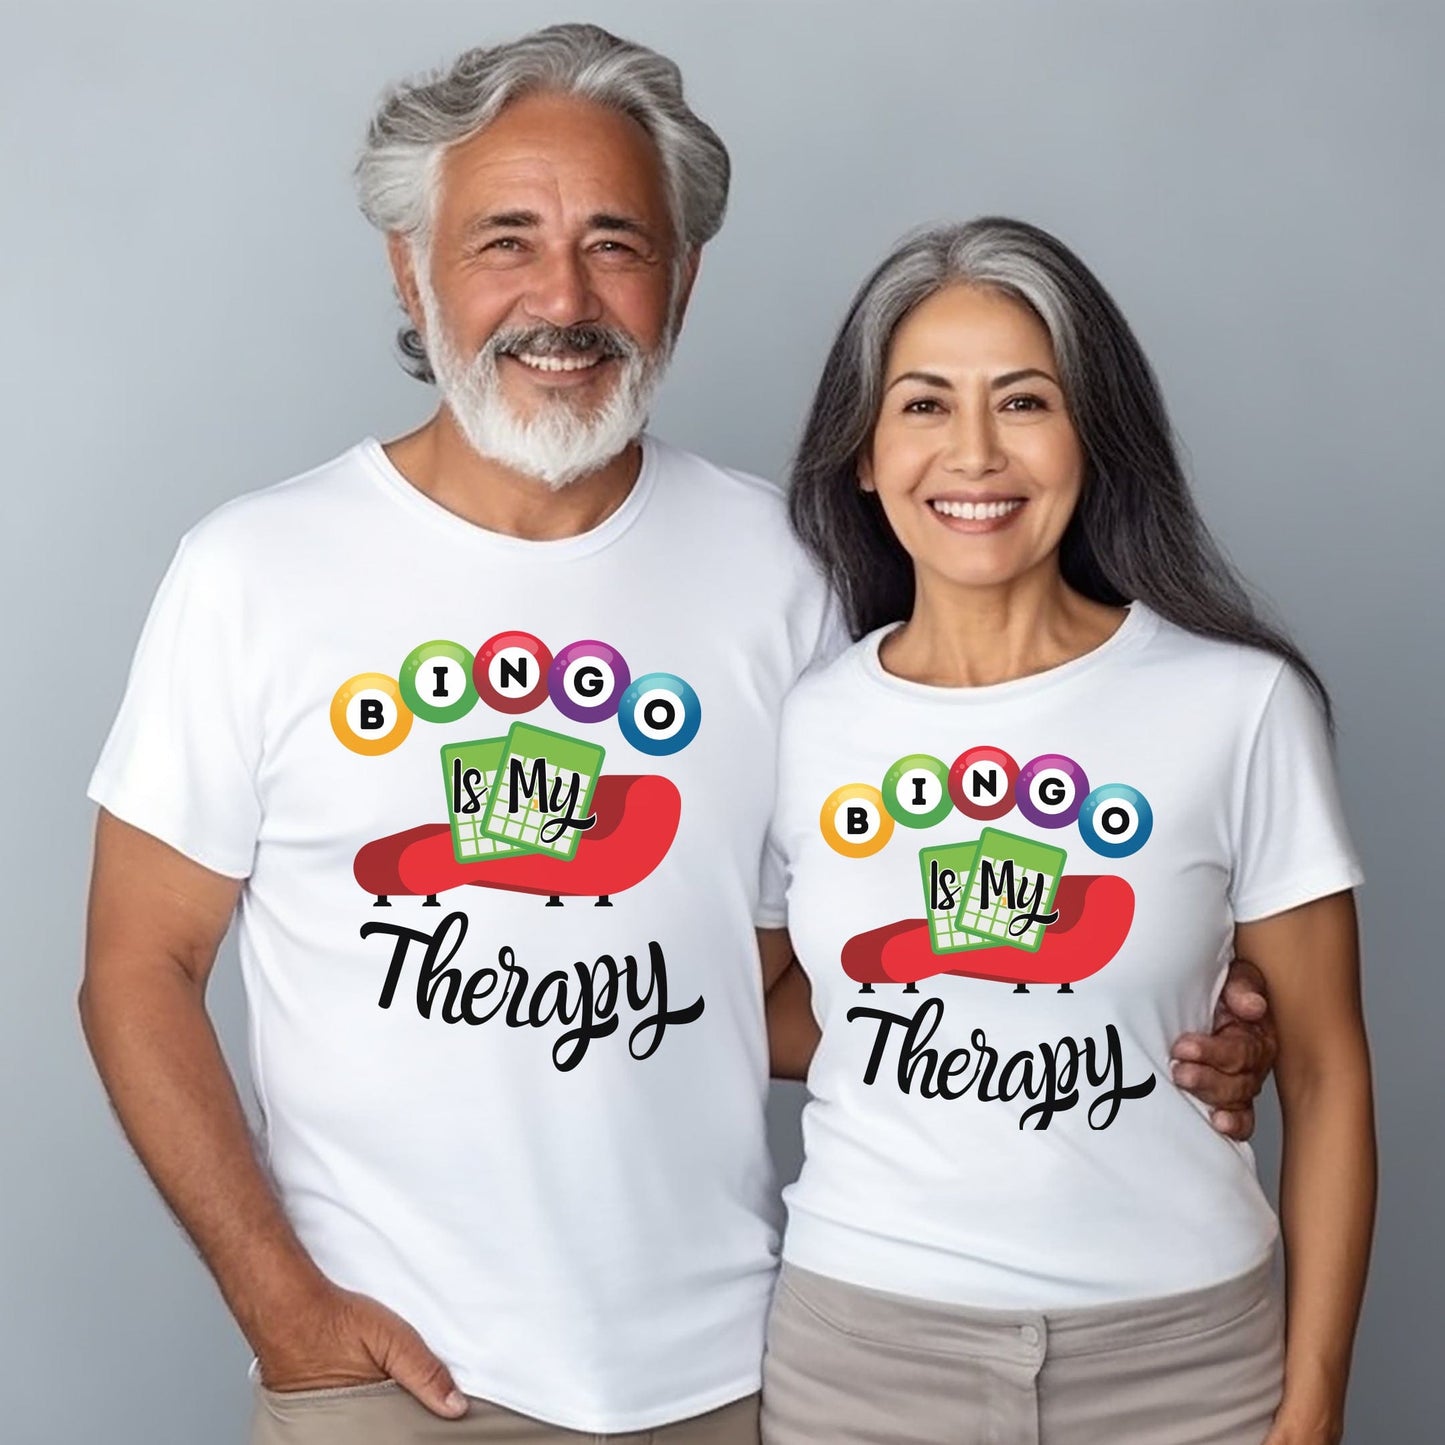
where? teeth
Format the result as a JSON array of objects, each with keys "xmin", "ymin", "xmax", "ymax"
[
  {"xmin": 929, "ymin": 498, "xmax": 1025, "ymax": 521},
  {"xmin": 513, "ymin": 352, "xmax": 603, "ymax": 373}
]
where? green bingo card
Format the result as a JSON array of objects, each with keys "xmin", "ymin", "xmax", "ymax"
[
  {"xmin": 956, "ymin": 828, "xmax": 1067, "ymax": 954},
  {"xmin": 918, "ymin": 842, "xmax": 994, "ymax": 955},
  {"xmin": 440, "ymin": 738, "xmax": 526, "ymax": 865},
  {"xmin": 481, "ymin": 722, "xmax": 605, "ymax": 862}
]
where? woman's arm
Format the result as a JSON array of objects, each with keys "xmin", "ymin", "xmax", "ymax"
[
  {"xmin": 757, "ymin": 928, "xmax": 821, "ymax": 1080},
  {"xmin": 1236, "ymin": 891, "xmax": 1376, "ymax": 1445}
]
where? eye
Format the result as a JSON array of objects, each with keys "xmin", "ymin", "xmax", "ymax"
[
  {"xmin": 1001, "ymin": 393, "xmax": 1047, "ymax": 412},
  {"xmin": 902, "ymin": 396, "xmax": 946, "ymax": 415},
  {"xmin": 592, "ymin": 239, "xmax": 638, "ymax": 254},
  {"xmin": 472, "ymin": 235, "xmax": 527, "ymax": 256}
]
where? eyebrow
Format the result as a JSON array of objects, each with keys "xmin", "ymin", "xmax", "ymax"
[
  {"xmin": 460, "ymin": 210, "xmax": 658, "ymax": 244},
  {"xmin": 885, "ymin": 366, "xmax": 1061, "ymax": 392}
]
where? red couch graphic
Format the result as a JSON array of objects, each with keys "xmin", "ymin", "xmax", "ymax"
[
  {"xmin": 843, "ymin": 875, "xmax": 1135, "ymax": 993},
  {"xmin": 354, "ymin": 774, "xmax": 681, "ymax": 907}
]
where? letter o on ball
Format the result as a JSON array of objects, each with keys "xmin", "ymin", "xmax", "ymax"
[
  {"xmin": 1079, "ymin": 783, "xmax": 1153, "ymax": 858},
  {"xmin": 618, "ymin": 672, "xmax": 702, "ymax": 755}
]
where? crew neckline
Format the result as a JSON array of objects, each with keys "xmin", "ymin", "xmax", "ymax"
[
  {"xmin": 856, "ymin": 602, "xmax": 1160, "ymax": 704},
  {"xmin": 358, "ymin": 432, "xmax": 659, "ymax": 557}
]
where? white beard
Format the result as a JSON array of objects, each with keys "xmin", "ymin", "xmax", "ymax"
[{"xmin": 413, "ymin": 262, "xmax": 671, "ymax": 490}]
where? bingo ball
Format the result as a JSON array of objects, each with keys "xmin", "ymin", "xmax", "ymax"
[
  {"xmin": 882, "ymin": 754, "xmax": 953, "ymax": 829},
  {"xmin": 948, "ymin": 746, "xmax": 1019, "ymax": 821},
  {"xmin": 549, "ymin": 640, "xmax": 630, "ymax": 723},
  {"xmin": 398, "ymin": 640, "xmax": 478, "ymax": 724},
  {"xmin": 1079, "ymin": 783, "xmax": 1153, "ymax": 858},
  {"xmin": 474, "ymin": 630, "xmax": 552, "ymax": 714},
  {"xmin": 1016, "ymin": 753, "xmax": 1089, "ymax": 829},
  {"xmin": 820, "ymin": 783, "xmax": 895, "ymax": 858},
  {"xmin": 617, "ymin": 672, "xmax": 701, "ymax": 756},
  {"xmin": 330, "ymin": 673, "xmax": 413, "ymax": 756}
]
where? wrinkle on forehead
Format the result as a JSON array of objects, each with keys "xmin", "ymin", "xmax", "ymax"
[{"xmin": 433, "ymin": 93, "xmax": 672, "ymax": 245}]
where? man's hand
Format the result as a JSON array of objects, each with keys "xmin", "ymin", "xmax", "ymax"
[
  {"xmin": 256, "ymin": 1280, "xmax": 467, "ymax": 1418},
  {"xmin": 1170, "ymin": 956, "xmax": 1278, "ymax": 1140}
]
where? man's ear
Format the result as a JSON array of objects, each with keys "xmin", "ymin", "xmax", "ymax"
[
  {"xmin": 670, "ymin": 247, "xmax": 703, "ymax": 331},
  {"xmin": 386, "ymin": 232, "xmax": 425, "ymax": 336}
]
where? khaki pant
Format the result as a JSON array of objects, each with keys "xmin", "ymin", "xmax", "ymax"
[
  {"xmin": 250, "ymin": 1384, "xmax": 759, "ymax": 1445},
  {"xmin": 761, "ymin": 1259, "xmax": 1283, "ymax": 1445}
]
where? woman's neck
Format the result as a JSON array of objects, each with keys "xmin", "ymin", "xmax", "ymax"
[{"xmin": 878, "ymin": 567, "xmax": 1130, "ymax": 688}]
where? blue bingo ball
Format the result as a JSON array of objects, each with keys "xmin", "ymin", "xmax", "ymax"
[
  {"xmin": 1079, "ymin": 783, "xmax": 1153, "ymax": 858},
  {"xmin": 617, "ymin": 672, "xmax": 701, "ymax": 755}
]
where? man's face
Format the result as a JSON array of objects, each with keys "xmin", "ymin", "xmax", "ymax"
[{"xmin": 392, "ymin": 91, "xmax": 694, "ymax": 485}]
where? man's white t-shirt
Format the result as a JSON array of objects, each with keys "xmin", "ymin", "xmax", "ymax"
[
  {"xmin": 87, "ymin": 435, "xmax": 836, "ymax": 1431},
  {"xmin": 767, "ymin": 603, "xmax": 1363, "ymax": 1309}
]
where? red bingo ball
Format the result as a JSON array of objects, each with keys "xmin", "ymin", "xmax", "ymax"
[
  {"xmin": 473, "ymin": 631, "xmax": 553, "ymax": 714},
  {"xmin": 948, "ymin": 746, "xmax": 1019, "ymax": 821}
]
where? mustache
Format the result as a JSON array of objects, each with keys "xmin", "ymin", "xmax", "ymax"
[{"xmin": 488, "ymin": 323, "xmax": 639, "ymax": 361}]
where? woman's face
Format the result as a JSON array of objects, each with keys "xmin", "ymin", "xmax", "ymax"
[{"xmin": 861, "ymin": 283, "xmax": 1085, "ymax": 594}]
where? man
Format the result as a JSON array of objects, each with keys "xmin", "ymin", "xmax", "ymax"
[{"xmin": 80, "ymin": 23, "xmax": 1274, "ymax": 1444}]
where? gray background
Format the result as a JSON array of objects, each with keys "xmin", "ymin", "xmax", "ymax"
[{"xmin": 3, "ymin": 1, "xmax": 1440, "ymax": 1439}]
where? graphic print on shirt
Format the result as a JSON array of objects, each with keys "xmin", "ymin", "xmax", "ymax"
[
  {"xmin": 817, "ymin": 746, "xmax": 1158, "ymax": 1128},
  {"xmin": 327, "ymin": 630, "xmax": 706, "ymax": 1071},
  {"xmin": 820, "ymin": 746, "xmax": 1150, "ymax": 993}
]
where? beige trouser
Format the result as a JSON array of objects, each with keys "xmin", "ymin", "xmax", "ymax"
[
  {"xmin": 761, "ymin": 1259, "xmax": 1284, "ymax": 1445},
  {"xmin": 250, "ymin": 1385, "xmax": 759, "ymax": 1445}
]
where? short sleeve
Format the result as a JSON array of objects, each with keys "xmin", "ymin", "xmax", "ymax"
[
  {"xmin": 756, "ymin": 829, "xmax": 789, "ymax": 929},
  {"xmin": 1229, "ymin": 662, "xmax": 1363, "ymax": 922},
  {"xmin": 86, "ymin": 531, "xmax": 263, "ymax": 879}
]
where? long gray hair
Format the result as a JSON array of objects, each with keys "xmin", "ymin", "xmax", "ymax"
[
  {"xmin": 354, "ymin": 22, "xmax": 729, "ymax": 381},
  {"xmin": 789, "ymin": 216, "xmax": 1330, "ymax": 720}
]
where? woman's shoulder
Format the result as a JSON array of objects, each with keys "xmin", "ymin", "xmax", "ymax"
[{"xmin": 1132, "ymin": 605, "xmax": 1297, "ymax": 705}]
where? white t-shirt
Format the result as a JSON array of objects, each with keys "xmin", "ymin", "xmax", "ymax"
[
  {"xmin": 87, "ymin": 434, "xmax": 837, "ymax": 1432},
  {"xmin": 767, "ymin": 603, "xmax": 1363, "ymax": 1309}
]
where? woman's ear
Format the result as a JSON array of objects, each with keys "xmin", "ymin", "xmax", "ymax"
[{"xmin": 857, "ymin": 451, "xmax": 876, "ymax": 494}]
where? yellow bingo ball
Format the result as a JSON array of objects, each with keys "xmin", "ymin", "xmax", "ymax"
[
  {"xmin": 330, "ymin": 673, "xmax": 414, "ymax": 756},
  {"xmin": 820, "ymin": 783, "xmax": 895, "ymax": 858}
]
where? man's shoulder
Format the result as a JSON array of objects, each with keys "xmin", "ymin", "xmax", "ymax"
[
  {"xmin": 177, "ymin": 440, "xmax": 376, "ymax": 565},
  {"xmin": 645, "ymin": 434, "xmax": 790, "ymax": 528}
]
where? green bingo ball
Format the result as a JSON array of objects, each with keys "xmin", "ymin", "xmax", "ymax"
[
  {"xmin": 882, "ymin": 754, "xmax": 953, "ymax": 829},
  {"xmin": 399, "ymin": 639, "xmax": 479, "ymax": 724}
]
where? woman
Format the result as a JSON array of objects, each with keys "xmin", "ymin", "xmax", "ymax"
[{"xmin": 759, "ymin": 218, "xmax": 1374, "ymax": 1445}]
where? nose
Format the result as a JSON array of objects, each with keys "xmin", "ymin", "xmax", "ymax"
[
  {"xmin": 520, "ymin": 246, "xmax": 603, "ymax": 329},
  {"xmin": 942, "ymin": 401, "xmax": 1007, "ymax": 479}
]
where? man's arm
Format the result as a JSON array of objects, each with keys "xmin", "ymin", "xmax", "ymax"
[
  {"xmin": 757, "ymin": 928, "xmax": 819, "ymax": 1081},
  {"xmin": 1171, "ymin": 956, "xmax": 1280, "ymax": 1140},
  {"xmin": 79, "ymin": 809, "xmax": 467, "ymax": 1417}
]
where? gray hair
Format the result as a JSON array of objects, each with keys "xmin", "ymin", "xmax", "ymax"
[
  {"xmin": 356, "ymin": 23, "xmax": 729, "ymax": 377},
  {"xmin": 788, "ymin": 216, "xmax": 1331, "ymax": 721}
]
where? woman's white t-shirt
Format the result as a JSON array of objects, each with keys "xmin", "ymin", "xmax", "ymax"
[{"xmin": 767, "ymin": 604, "xmax": 1363, "ymax": 1308}]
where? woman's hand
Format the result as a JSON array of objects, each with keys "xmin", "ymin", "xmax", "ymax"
[
  {"xmin": 1260, "ymin": 1394, "xmax": 1345, "ymax": 1445},
  {"xmin": 1169, "ymin": 955, "xmax": 1278, "ymax": 1138}
]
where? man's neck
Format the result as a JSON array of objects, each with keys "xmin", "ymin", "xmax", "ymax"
[{"xmin": 382, "ymin": 409, "xmax": 643, "ymax": 542}]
